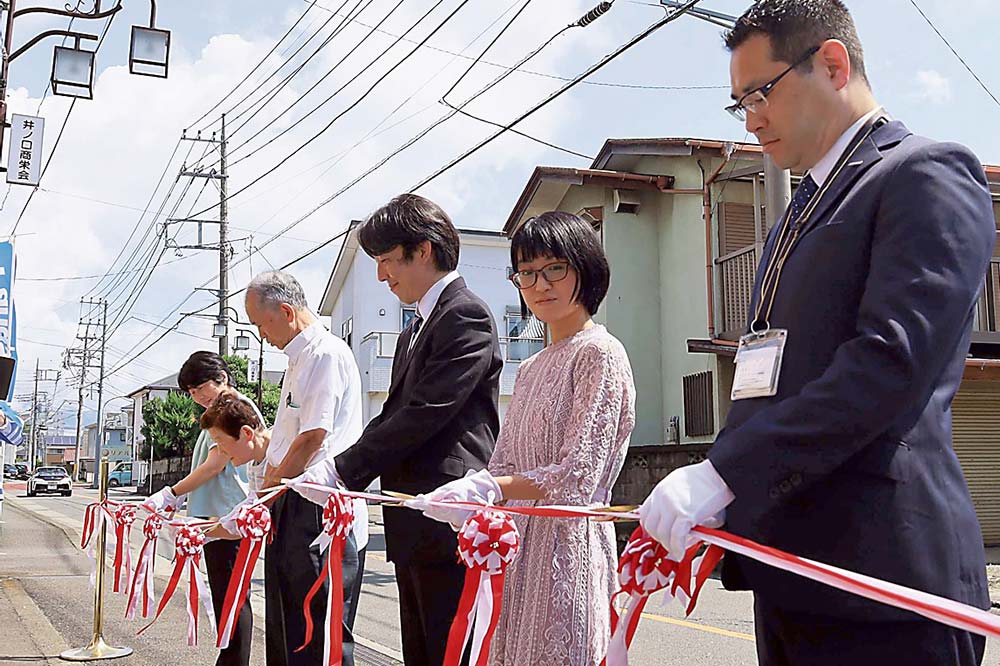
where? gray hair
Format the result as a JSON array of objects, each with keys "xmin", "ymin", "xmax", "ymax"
[{"xmin": 247, "ymin": 271, "xmax": 309, "ymax": 310}]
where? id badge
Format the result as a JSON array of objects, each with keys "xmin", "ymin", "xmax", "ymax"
[{"xmin": 731, "ymin": 329, "xmax": 787, "ymax": 401}]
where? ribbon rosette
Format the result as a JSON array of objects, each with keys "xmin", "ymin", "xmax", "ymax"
[
  {"xmin": 139, "ymin": 523, "xmax": 216, "ymax": 646},
  {"xmin": 444, "ymin": 509, "xmax": 521, "ymax": 666},
  {"xmin": 603, "ymin": 526, "xmax": 723, "ymax": 666},
  {"xmin": 112, "ymin": 504, "xmax": 138, "ymax": 594},
  {"xmin": 297, "ymin": 491, "xmax": 355, "ymax": 666},
  {"xmin": 216, "ymin": 504, "xmax": 272, "ymax": 649},
  {"xmin": 126, "ymin": 513, "xmax": 164, "ymax": 619}
]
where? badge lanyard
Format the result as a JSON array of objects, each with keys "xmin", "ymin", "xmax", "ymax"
[{"xmin": 732, "ymin": 111, "xmax": 887, "ymax": 401}]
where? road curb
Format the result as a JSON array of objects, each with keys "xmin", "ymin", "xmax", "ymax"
[
  {"xmin": 5, "ymin": 498, "xmax": 80, "ymax": 547},
  {"xmin": 0, "ymin": 578, "xmax": 72, "ymax": 663}
]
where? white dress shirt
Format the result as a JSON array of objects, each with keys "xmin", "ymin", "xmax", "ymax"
[
  {"xmin": 270, "ymin": 320, "xmax": 369, "ymax": 548},
  {"xmin": 808, "ymin": 107, "xmax": 882, "ymax": 187},
  {"xmin": 408, "ymin": 271, "xmax": 461, "ymax": 350}
]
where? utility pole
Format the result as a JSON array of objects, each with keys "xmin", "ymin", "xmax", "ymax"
[
  {"xmin": 218, "ymin": 114, "xmax": 229, "ymax": 355},
  {"xmin": 92, "ymin": 300, "xmax": 107, "ymax": 489},
  {"xmin": 29, "ymin": 358, "xmax": 38, "ymax": 470},
  {"xmin": 66, "ymin": 298, "xmax": 105, "ymax": 481},
  {"xmin": 173, "ymin": 117, "xmax": 231, "ymax": 352},
  {"xmin": 763, "ymin": 155, "xmax": 792, "ymax": 230}
]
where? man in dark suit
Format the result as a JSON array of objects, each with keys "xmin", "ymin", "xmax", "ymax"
[
  {"xmin": 296, "ymin": 193, "xmax": 502, "ymax": 666},
  {"xmin": 638, "ymin": 2, "xmax": 993, "ymax": 665}
]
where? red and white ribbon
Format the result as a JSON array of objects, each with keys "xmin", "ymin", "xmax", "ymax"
[
  {"xmin": 216, "ymin": 503, "xmax": 272, "ymax": 649},
  {"xmin": 138, "ymin": 523, "xmax": 216, "ymax": 646},
  {"xmin": 296, "ymin": 491, "xmax": 355, "ymax": 666},
  {"xmin": 126, "ymin": 513, "xmax": 164, "ymax": 619},
  {"xmin": 444, "ymin": 509, "xmax": 521, "ymax": 666},
  {"xmin": 112, "ymin": 504, "xmax": 138, "ymax": 594},
  {"xmin": 81, "ymin": 498, "xmax": 117, "ymax": 587},
  {"xmin": 603, "ymin": 526, "xmax": 723, "ymax": 666}
]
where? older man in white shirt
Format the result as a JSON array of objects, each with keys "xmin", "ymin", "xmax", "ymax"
[{"xmin": 244, "ymin": 270, "xmax": 367, "ymax": 666}]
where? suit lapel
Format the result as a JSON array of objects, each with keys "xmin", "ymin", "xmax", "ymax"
[
  {"xmin": 387, "ymin": 277, "xmax": 467, "ymax": 395},
  {"xmin": 797, "ymin": 119, "xmax": 909, "ymax": 238}
]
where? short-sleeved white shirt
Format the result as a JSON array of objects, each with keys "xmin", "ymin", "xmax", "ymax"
[{"xmin": 269, "ymin": 321, "xmax": 368, "ymax": 548}]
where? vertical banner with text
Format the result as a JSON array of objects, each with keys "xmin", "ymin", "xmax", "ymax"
[
  {"xmin": 0, "ymin": 241, "xmax": 18, "ymax": 401},
  {"xmin": 7, "ymin": 114, "xmax": 45, "ymax": 186}
]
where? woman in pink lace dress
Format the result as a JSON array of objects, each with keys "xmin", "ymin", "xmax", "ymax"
[{"xmin": 416, "ymin": 211, "xmax": 636, "ymax": 665}]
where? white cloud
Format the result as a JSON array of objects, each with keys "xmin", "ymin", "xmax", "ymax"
[{"xmin": 915, "ymin": 69, "xmax": 952, "ymax": 104}]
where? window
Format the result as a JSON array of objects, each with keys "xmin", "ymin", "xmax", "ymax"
[
  {"xmin": 341, "ymin": 317, "xmax": 353, "ymax": 348},
  {"xmin": 504, "ymin": 308, "xmax": 544, "ymax": 361},
  {"xmin": 401, "ymin": 306, "xmax": 417, "ymax": 331}
]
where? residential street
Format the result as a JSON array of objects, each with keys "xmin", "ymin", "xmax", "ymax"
[{"xmin": 1, "ymin": 483, "xmax": 998, "ymax": 665}]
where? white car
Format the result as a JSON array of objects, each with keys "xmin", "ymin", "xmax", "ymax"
[{"xmin": 28, "ymin": 466, "xmax": 72, "ymax": 497}]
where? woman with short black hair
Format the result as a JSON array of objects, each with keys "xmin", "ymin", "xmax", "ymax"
[
  {"xmin": 414, "ymin": 211, "xmax": 636, "ymax": 665},
  {"xmin": 144, "ymin": 351, "xmax": 266, "ymax": 666}
]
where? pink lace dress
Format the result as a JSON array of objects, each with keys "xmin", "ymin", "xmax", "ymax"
[{"xmin": 488, "ymin": 324, "xmax": 636, "ymax": 666}]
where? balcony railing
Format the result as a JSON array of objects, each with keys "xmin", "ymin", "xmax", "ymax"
[
  {"xmin": 499, "ymin": 335, "xmax": 544, "ymax": 362},
  {"xmin": 715, "ymin": 245, "xmax": 758, "ymax": 337},
  {"xmin": 974, "ymin": 258, "xmax": 1000, "ymax": 337},
  {"xmin": 361, "ymin": 331, "xmax": 400, "ymax": 358}
]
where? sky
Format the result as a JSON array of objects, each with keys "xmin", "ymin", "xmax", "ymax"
[{"xmin": 2, "ymin": 0, "xmax": 998, "ymax": 428}]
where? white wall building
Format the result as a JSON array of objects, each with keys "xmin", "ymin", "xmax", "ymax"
[{"xmin": 318, "ymin": 221, "xmax": 544, "ymax": 426}]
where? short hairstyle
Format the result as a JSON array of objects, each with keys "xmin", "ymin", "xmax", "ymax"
[
  {"xmin": 178, "ymin": 351, "xmax": 234, "ymax": 391},
  {"xmin": 200, "ymin": 393, "xmax": 263, "ymax": 440},
  {"xmin": 724, "ymin": 0, "xmax": 869, "ymax": 87},
  {"xmin": 358, "ymin": 193, "xmax": 460, "ymax": 271},
  {"xmin": 247, "ymin": 270, "xmax": 309, "ymax": 311},
  {"xmin": 510, "ymin": 211, "xmax": 610, "ymax": 317}
]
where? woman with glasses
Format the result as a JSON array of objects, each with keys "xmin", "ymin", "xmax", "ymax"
[{"xmin": 412, "ymin": 211, "xmax": 636, "ymax": 665}]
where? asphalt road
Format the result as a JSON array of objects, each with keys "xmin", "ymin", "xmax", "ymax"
[{"xmin": 2, "ymin": 483, "xmax": 998, "ymax": 666}]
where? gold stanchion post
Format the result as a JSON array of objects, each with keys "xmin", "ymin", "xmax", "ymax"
[{"xmin": 61, "ymin": 455, "xmax": 134, "ymax": 661}]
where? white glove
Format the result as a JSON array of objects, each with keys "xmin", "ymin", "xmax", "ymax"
[
  {"xmin": 289, "ymin": 458, "xmax": 345, "ymax": 506},
  {"xmin": 217, "ymin": 498, "xmax": 253, "ymax": 537},
  {"xmin": 405, "ymin": 469, "xmax": 502, "ymax": 531},
  {"xmin": 142, "ymin": 486, "xmax": 184, "ymax": 514},
  {"xmin": 638, "ymin": 460, "xmax": 735, "ymax": 562}
]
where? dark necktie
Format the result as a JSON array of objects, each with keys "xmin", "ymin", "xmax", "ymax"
[
  {"xmin": 787, "ymin": 174, "xmax": 819, "ymax": 228},
  {"xmin": 407, "ymin": 312, "xmax": 423, "ymax": 355}
]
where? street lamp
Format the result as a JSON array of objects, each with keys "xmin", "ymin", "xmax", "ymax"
[
  {"xmin": 212, "ymin": 318, "xmax": 228, "ymax": 339},
  {"xmin": 235, "ymin": 328, "xmax": 264, "ymax": 408},
  {"xmin": 129, "ymin": 26, "xmax": 170, "ymax": 78},
  {"xmin": 51, "ymin": 43, "xmax": 96, "ymax": 99}
]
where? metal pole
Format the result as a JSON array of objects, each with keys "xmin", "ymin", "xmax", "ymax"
[
  {"xmin": 0, "ymin": 0, "xmax": 17, "ymax": 164},
  {"xmin": 218, "ymin": 114, "xmax": 229, "ymax": 356},
  {"xmin": 60, "ymin": 455, "xmax": 134, "ymax": 661},
  {"xmin": 72, "ymin": 321, "xmax": 89, "ymax": 481},
  {"xmin": 91, "ymin": 300, "xmax": 106, "ymax": 489},
  {"xmin": 29, "ymin": 358, "xmax": 38, "ymax": 471},
  {"xmin": 256, "ymin": 343, "xmax": 263, "ymax": 407},
  {"xmin": 763, "ymin": 155, "xmax": 791, "ymax": 231}
]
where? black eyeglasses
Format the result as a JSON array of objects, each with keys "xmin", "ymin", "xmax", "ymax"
[
  {"xmin": 725, "ymin": 46, "xmax": 820, "ymax": 121},
  {"xmin": 508, "ymin": 261, "xmax": 570, "ymax": 289}
]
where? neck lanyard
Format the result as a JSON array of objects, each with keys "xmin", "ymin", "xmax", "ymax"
[{"xmin": 750, "ymin": 112, "xmax": 888, "ymax": 333}]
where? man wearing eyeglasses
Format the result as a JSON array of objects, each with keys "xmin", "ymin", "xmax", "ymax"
[{"xmin": 639, "ymin": 1, "xmax": 993, "ymax": 664}]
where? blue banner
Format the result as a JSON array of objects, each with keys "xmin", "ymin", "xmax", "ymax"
[
  {"xmin": 0, "ymin": 401, "xmax": 23, "ymax": 447},
  {"xmin": 0, "ymin": 240, "xmax": 15, "ymax": 402}
]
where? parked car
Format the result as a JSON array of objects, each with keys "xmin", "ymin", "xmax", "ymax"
[
  {"xmin": 15, "ymin": 463, "xmax": 29, "ymax": 480},
  {"xmin": 108, "ymin": 461, "xmax": 133, "ymax": 488},
  {"xmin": 27, "ymin": 466, "xmax": 72, "ymax": 497},
  {"xmin": 3, "ymin": 463, "xmax": 16, "ymax": 479}
]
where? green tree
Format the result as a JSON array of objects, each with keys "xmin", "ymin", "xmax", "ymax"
[
  {"xmin": 223, "ymin": 354, "xmax": 280, "ymax": 426},
  {"xmin": 139, "ymin": 392, "xmax": 201, "ymax": 459}
]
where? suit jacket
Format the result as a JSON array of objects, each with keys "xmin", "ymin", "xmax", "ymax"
[
  {"xmin": 336, "ymin": 277, "xmax": 502, "ymax": 564},
  {"xmin": 708, "ymin": 120, "xmax": 994, "ymax": 621}
]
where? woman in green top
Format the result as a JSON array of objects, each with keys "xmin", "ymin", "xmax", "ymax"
[{"xmin": 143, "ymin": 351, "xmax": 265, "ymax": 666}]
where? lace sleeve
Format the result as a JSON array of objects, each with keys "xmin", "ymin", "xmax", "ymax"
[{"xmin": 520, "ymin": 340, "xmax": 634, "ymax": 504}]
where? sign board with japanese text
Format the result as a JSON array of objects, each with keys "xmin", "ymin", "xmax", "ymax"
[
  {"xmin": 6, "ymin": 115, "xmax": 45, "ymax": 186},
  {"xmin": 247, "ymin": 358, "xmax": 260, "ymax": 384}
]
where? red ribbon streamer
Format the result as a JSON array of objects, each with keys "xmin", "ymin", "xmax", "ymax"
[
  {"xmin": 217, "ymin": 503, "xmax": 272, "ymax": 649},
  {"xmin": 443, "ymin": 509, "xmax": 520, "ymax": 666},
  {"xmin": 112, "ymin": 504, "xmax": 138, "ymax": 594},
  {"xmin": 126, "ymin": 513, "xmax": 164, "ymax": 619},
  {"xmin": 297, "ymin": 492, "xmax": 355, "ymax": 666}
]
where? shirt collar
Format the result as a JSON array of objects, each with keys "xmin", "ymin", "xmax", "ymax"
[
  {"xmin": 416, "ymin": 271, "xmax": 461, "ymax": 321},
  {"xmin": 807, "ymin": 107, "xmax": 881, "ymax": 188},
  {"xmin": 283, "ymin": 320, "xmax": 325, "ymax": 365}
]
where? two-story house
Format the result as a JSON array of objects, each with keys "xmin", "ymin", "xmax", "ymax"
[
  {"xmin": 318, "ymin": 221, "xmax": 544, "ymax": 426},
  {"xmin": 503, "ymin": 137, "xmax": 1000, "ymax": 545}
]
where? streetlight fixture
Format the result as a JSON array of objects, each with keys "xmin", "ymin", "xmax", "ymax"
[
  {"xmin": 212, "ymin": 319, "xmax": 228, "ymax": 339},
  {"xmin": 51, "ymin": 43, "xmax": 96, "ymax": 99},
  {"xmin": 236, "ymin": 328, "xmax": 264, "ymax": 408}
]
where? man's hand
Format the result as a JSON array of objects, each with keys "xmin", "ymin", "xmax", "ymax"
[
  {"xmin": 638, "ymin": 460, "xmax": 735, "ymax": 561},
  {"xmin": 142, "ymin": 486, "xmax": 183, "ymax": 514},
  {"xmin": 288, "ymin": 458, "xmax": 345, "ymax": 506},
  {"xmin": 406, "ymin": 469, "xmax": 502, "ymax": 531}
]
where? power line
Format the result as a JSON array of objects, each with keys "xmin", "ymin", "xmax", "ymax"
[
  {"xmin": 908, "ymin": 0, "xmax": 1000, "ymax": 111},
  {"xmin": 186, "ymin": 0, "xmax": 320, "ymax": 131}
]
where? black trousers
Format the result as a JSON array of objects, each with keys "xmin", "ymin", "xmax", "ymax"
[
  {"xmin": 203, "ymin": 538, "xmax": 253, "ymax": 666},
  {"xmin": 264, "ymin": 492, "xmax": 359, "ymax": 666},
  {"xmin": 395, "ymin": 560, "xmax": 468, "ymax": 666},
  {"xmin": 754, "ymin": 596, "xmax": 986, "ymax": 666}
]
